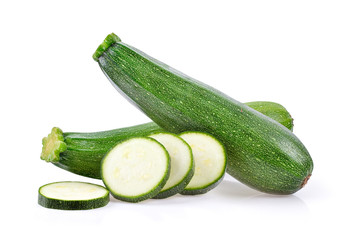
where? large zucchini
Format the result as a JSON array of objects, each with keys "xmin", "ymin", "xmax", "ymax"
[
  {"xmin": 93, "ymin": 33, "xmax": 313, "ymax": 194},
  {"xmin": 41, "ymin": 101, "xmax": 291, "ymax": 179}
]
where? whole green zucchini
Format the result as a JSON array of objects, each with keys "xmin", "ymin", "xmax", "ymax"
[
  {"xmin": 40, "ymin": 101, "xmax": 292, "ymax": 179},
  {"xmin": 93, "ymin": 33, "xmax": 313, "ymax": 194}
]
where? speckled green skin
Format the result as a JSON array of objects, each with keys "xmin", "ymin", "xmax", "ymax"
[
  {"xmin": 245, "ymin": 101, "xmax": 294, "ymax": 131},
  {"xmin": 43, "ymin": 101, "xmax": 290, "ymax": 180},
  {"xmin": 95, "ymin": 34, "xmax": 313, "ymax": 194}
]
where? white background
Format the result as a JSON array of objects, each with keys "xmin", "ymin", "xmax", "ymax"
[{"xmin": 1, "ymin": 0, "xmax": 358, "ymax": 239}]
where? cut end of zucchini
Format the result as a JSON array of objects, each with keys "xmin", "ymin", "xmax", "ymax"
[
  {"xmin": 301, "ymin": 174, "xmax": 311, "ymax": 188},
  {"xmin": 93, "ymin": 33, "xmax": 121, "ymax": 62},
  {"xmin": 40, "ymin": 127, "xmax": 67, "ymax": 163}
]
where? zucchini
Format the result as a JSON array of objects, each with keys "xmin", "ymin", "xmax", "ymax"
[
  {"xmin": 40, "ymin": 101, "xmax": 291, "ymax": 179},
  {"xmin": 101, "ymin": 137, "xmax": 170, "ymax": 202},
  {"xmin": 180, "ymin": 132, "xmax": 226, "ymax": 195},
  {"xmin": 149, "ymin": 133, "xmax": 194, "ymax": 199},
  {"xmin": 41, "ymin": 123, "xmax": 162, "ymax": 179},
  {"xmin": 245, "ymin": 101, "xmax": 293, "ymax": 131},
  {"xmin": 38, "ymin": 181, "xmax": 109, "ymax": 210},
  {"xmin": 94, "ymin": 33, "xmax": 313, "ymax": 194}
]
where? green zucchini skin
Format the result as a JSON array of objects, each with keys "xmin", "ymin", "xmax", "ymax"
[
  {"xmin": 153, "ymin": 170, "xmax": 193, "ymax": 198},
  {"xmin": 94, "ymin": 33, "xmax": 313, "ymax": 194},
  {"xmin": 41, "ymin": 101, "xmax": 291, "ymax": 180},
  {"xmin": 180, "ymin": 174, "xmax": 224, "ymax": 195},
  {"xmin": 38, "ymin": 196, "xmax": 108, "ymax": 210},
  {"xmin": 245, "ymin": 101, "xmax": 294, "ymax": 131}
]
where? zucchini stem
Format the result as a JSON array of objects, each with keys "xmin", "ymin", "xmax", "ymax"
[
  {"xmin": 40, "ymin": 127, "xmax": 67, "ymax": 163},
  {"xmin": 92, "ymin": 33, "xmax": 121, "ymax": 62}
]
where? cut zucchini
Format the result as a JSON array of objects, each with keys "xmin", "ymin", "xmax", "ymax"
[
  {"xmin": 38, "ymin": 181, "xmax": 109, "ymax": 210},
  {"xmin": 180, "ymin": 132, "xmax": 226, "ymax": 195},
  {"xmin": 149, "ymin": 133, "xmax": 194, "ymax": 199},
  {"xmin": 101, "ymin": 137, "xmax": 170, "ymax": 202}
]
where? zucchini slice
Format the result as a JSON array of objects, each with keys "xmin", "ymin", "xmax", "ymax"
[
  {"xmin": 149, "ymin": 133, "xmax": 194, "ymax": 199},
  {"xmin": 101, "ymin": 137, "xmax": 170, "ymax": 202},
  {"xmin": 38, "ymin": 181, "xmax": 109, "ymax": 210},
  {"xmin": 180, "ymin": 132, "xmax": 227, "ymax": 195}
]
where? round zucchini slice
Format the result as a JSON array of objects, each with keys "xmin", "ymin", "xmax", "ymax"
[
  {"xmin": 101, "ymin": 137, "xmax": 170, "ymax": 203},
  {"xmin": 149, "ymin": 133, "xmax": 194, "ymax": 199},
  {"xmin": 180, "ymin": 132, "xmax": 227, "ymax": 195},
  {"xmin": 38, "ymin": 181, "xmax": 109, "ymax": 210}
]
